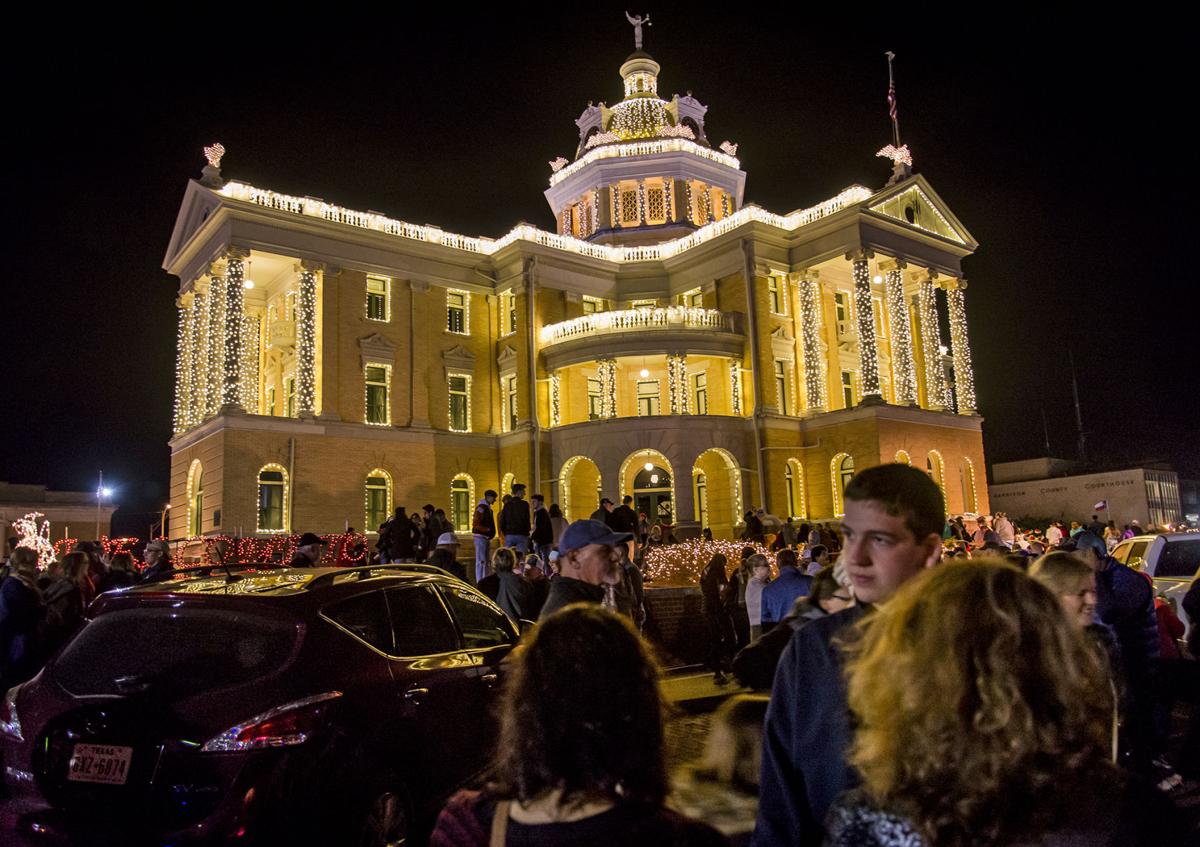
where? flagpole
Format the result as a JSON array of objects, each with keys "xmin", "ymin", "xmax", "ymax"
[{"xmin": 886, "ymin": 51, "xmax": 900, "ymax": 148}]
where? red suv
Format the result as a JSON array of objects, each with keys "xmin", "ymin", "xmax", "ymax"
[{"xmin": 1, "ymin": 565, "xmax": 518, "ymax": 845}]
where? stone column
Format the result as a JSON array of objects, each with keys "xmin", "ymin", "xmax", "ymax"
[
  {"xmin": 881, "ymin": 259, "xmax": 918, "ymax": 406},
  {"xmin": 847, "ymin": 248, "xmax": 882, "ymax": 403},
  {"xmin": 916, "ymin": 271, "xmax": 950, "ymax": 411},
  {"xmin": 221, "ymin": 249, "xmax": 248, "ymax": 412},
  {"xmin": 667, "ymin": 353, "xmax": 689, "ymax": 414},
  {"xmin": 945, "ymin": 279, "xmax": 977, "ymax": 414},
  {"xmin": 597, "ymin": 186, "xmax": 612, "ymax": 232},
  {"xmin": 798, "ymin": 270, "xmax": 826, "ymax": 413},
  {"xmin": 599, "ymin": 357, "xmax": 617, "ymax": 418},
  {"xmin": 296, "ymin": 261, "xmax": 319, "ymax": 417},
  {"xmin": 729, "ymin": 359, "xmax": 743, "ymax": 416},
  {"xmin": 174, "ymin": 300, "xmax": 191, "ymax": 433}
]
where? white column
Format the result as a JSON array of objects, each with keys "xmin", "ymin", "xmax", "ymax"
[
  {"xmin": 221, "ymin": 250, "xmax": 247, "ymax": 412},
  {"xmin": 599, "ymin": 357, "xmax": 616, "ymax": 418},
  {"xmin": 174, "ymin": 300, "xmax": 192, "ymax": 433},
  {"xmin": 882, "ymin": 260, "xmax": 918, "ymax": 406},
  {"xmin": 297, "ymin": 261, "xmax": 319, "ymax": 416},
  {"xmin": 848, "ymin": 249, "xmax": 882, "ymax": 402},
  {"xmin": 917, "ymin": 271, "xmax": 950, "ymax": 410},
  {"xmin": 204, "ymin": 268, "xmax": 225, "ymax": 418},
  {"xmin": 798, "ymin": 270, "xmax": 826, "ymax": 413},
  {"xmin": 946, "ymin": 279, "xmax": 977, "ymax": 414}
]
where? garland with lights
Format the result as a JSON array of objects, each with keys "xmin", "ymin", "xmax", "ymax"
[
  {"xmin": 643, "ymin": 539, "xmax": 777, "ymax": 584},
  {"xmin": 850, "ymin": 256, "xmax": 881, "ymax": 399},
  {"xmin": 600, "ymin": 358, "xmax": 617, "ymax": 418},
  {"xmin": 591, "ymin": 190, "xmax": 600, "ymax": 236},
  {"xmin": 637, "ymin": 180, "xmax": 647, "ymax": 226},
  {"xmin": 189, "ymin": 291, "xmax": 206, "ymax": 424},
  {"xmin": 174, "ymin": 306, "xmax": 191, "ymax": 433},
  {"xmin": 884, "ymin": 268, "xmax": 918, "ymax": 405},
  {"xmin": 667, "ymin": 354, "xmax": 680, "ymax": 414},
  {"xmin": 13, "ymin": 512, "xmax": 55, "ymax": 568},
  {"xmin": 729, "ymin": 360, "xmax": 742, "ymax": 415},
  {"xmin": 684, "ymin": 181, "xmax": 695, "ymax": 225},
  {"xmin": 663, "ymin": 178, "xmax": 673, "ymax": 222},
  {"xmin": 205, "ymin": 274, "xmax": 225, "ymax": 417},
  {"xmin": 223, "ymin": 255, "xmax": 245, "ymax": 408},
  {"xmin": 917, "ymin": 277, "xmax": 951, "ymax": 409},
  {"xmin": 946, "ymin": 283, "xmax": 977, "ymax": 414},
  {"xmin": 297, "ymin": 267, "xmax": 317, "ymax": 414},
  {"xmin": 799, "ymin": 276, "xmax": 827, "ymax": 412},
  {"xmin": 239, "ymin": 314, "xmax": 260, "ymax": 412},
  {"xmin": 550, "ymin": 373, "xmax": 561, "ymax": 426}
]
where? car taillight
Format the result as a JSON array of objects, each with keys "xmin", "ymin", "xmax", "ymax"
[
  {"xmin": 0, "ymin": 686, "xmax": 22, "ymax": 742},
  {"xmin": 201, "ymin": 692, "xmax": 341, "ymax": 753}
]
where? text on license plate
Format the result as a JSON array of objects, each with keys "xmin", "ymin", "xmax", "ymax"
[{"xmin": 67, "ymin": 744, "xmax": 133, "ymax": 785}]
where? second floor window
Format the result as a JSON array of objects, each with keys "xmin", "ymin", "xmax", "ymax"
[
  {"xmin": 285, "ymin": 377, "xmax": 296, "ymax": 418},
  {"xmin": 587, "ymin": 377, "xmax": 602, "ymax": 420},
  {"xmin": 365, "ymin": 365, "xmax": 390, "ymax": 425},
  {"xmin": 775, "ymin": 360, "xmax": 790, "ymax": 415},
  {"xmin": 447, "ymin": 290, "xmax": 467, "ymax": 334},
  {"xmin": 693, "ymin": 372, "xmax": 708, "ymax": 415},
  {"xmin": 841, "ymin": 370, "xmax": 855, "ymax": 408},
  {"xmin": 500, "ymin": 292, "xmax": 517, "ymax": 335},
  {"xmin": 582, "ymin": 297, "xmax": 603, "ymax": 315},
  {"xmin": 504, "ymin": 375, "xmax": 518, "ymax": 432},
  {"xmin": 637, "ymin": 381, "xmax": 660, "ymax": 416},
  {"xmin": 681, "ymin": 289, "xmax": 703, "ymax": 308},
  {"xmin": 448, "ymin": 374, "xmax": 470, "ymax": 432},
  {"xmin": 366, "ymin": 276, "xmax": 390, "ymax": 321},
  {"xmin": 834, "ymin": 291, "xmax": 850, "ymax": 334},
  {"xmin": 768, "ymin": 276, "xmax": 786, "ymax": 315},
  {"xmin": 266, "ymin": 386, "xmax": 276, "ymax": 417}
]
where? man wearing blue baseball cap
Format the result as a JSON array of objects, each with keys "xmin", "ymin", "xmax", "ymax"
[{"xmin": 538, "ymin": 519, "xmax": 632, "ymax": 620}]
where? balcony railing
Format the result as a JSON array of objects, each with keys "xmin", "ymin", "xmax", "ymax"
[{"xmin": 540, "ymin": 307, "xmax": 735, "ymax": 346}]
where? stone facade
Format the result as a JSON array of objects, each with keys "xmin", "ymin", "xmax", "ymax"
[{"xmin": 163, "ymin": 44, "xmax": 988, "ymax": 546}]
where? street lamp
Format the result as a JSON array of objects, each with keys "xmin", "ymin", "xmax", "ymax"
[{"xmin": 94, "ymin": 471, "xmax": 113, "ymax": 540}]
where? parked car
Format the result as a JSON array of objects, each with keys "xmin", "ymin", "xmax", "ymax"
[
  {"xmin": 1110, "ymin": 532, "xmax": 1200, "ymax": 640},
  {"xmin": 1, "ymin": 564, "xmax": 518, "ymax": 845}
]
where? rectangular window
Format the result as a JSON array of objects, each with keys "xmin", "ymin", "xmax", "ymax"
[
  {"xmin": 446, "ymin": 290, "xmax": 467, "ymax": 334},
  {"xmin": 284, "ymin": 377, "xmax": 296, "ymax": 418},
  {"xmin": 686, "ymin": 289, "xmax": 703, "ymax": 308},
  {"xmin": 504, "ymin": 375, "xmax": 518, "ymax": 432},
  {"xmin": 637, "ymin": 380, "xmax": 660, "ymax": 416},
  {"xmin": 841, "ymin": 370, "xmax": 855, "ymax": 408},
  {"xmin": 499, "ymin": 291, "xmax": 517, "ymax": 336},
  {"xmin": 285, "ymin": 292, "xmax": 297, "ymax": 322},
  {"xmin": 266, "ymin": 386, "xmax": 276, "ymax": 417},
  {"xmin": 582, "ymin": 296, "xmax": 603, "ymax": 315},
  {"xmin": 365, "ymin": 365, "xmax": 391, "ymax": 425},
  {"xmin": 693, "ymin": 372, "xmax": 708, "ymax": 415},
  {"xmin": 646, "ymin": 187, "xmax": 665, "ymax": 223},
  {"xmin": 834, "ymin": 291, "xmax": 849, "ymax": 322},
  {"xmin": 258, "ymin": 471, "xmax": 285, "ymax": 532},
  {"xmin": 775, "ymin": 360, "xmax": 790, "ymax": 415},
  {"xmin": 587, "ymin": 377, "xmax": 603, "ymax": 420},
  {"xmin": 448, "ymin": 374, "xmax": 470, "ymax": 432},
  {"xmin": 768, "ymin": 276, "xmax": 786, "ymax": 315},
  {"xmin": 620, "ymin": 189, "xmax": 639, "ymax": 224},
  {"xmin": 366, "ymin": 275, "xmax": 390, "ymax": 322}
]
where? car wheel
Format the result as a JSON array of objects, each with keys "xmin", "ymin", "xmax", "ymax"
[{"xmin": 357, "ymin": 775, "xmax": 410, "ymax": 847}]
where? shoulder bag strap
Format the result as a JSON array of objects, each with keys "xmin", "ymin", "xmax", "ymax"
[{"xmin": 490, "ymin": 800, "xmax": 511, "ymax": 847}]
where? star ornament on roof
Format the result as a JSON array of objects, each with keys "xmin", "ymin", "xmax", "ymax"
[
  {"xmin": 876, "ymin": 143, "xmax": 912, "ymax": 167},
  {"xmin": 204, "ymin": 142, "xmax": 226, "ymax": 169}
]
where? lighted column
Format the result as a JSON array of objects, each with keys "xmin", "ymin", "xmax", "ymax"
[
  {"xmin": 220, "ymin": 250, "xmax": 247, "ymax": 411},
  {"xmin": 204, "ymin": 269, "xmax": 225, "ymax": 417},
  {"xmin": 882, "ymin": 259, "xmax": 918, "ymax": 406},
  {"xmin": 917, "ymin": 271, "xmax": 950, "ymax": 411},
  {"xmin": 729, "ymin": 359, "xmax": 743, "ymax": 415},
  {"xmin": 798, "ymin": 270, "xmax": 826, "ymax": 413},
  {"xmin": 550, "ymin": 372, "xmax": 561, "ymax": 426},
  {"xmin": 599, "ymin": 357, "xmax": 616, "ymax": 418},
  {"xmin": 946, "ymin": 279, "xmax": 977, "ymax": 414},
  {"xmin": 847, "ymin": 249, "xmax": 882, "ymax": 402},
  {"xmin": 667, "ymin": 353, "xmax": 689, "ymax": 414},
  {"xmin": 297, "ymin": 261, "xmax": 319, "ymax": 416},
  {"xmin": 173, "ymin": 300, "xmax": 192, "ymax": 433}
]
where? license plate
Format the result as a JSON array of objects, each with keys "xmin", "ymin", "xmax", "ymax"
[{"xmin": 67, "ymin": 744, "xmax": 133, "ymax": 785}]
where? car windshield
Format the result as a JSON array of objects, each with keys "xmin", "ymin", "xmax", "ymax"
[
  {"xmin": 1155, "ymin": 539, "xmax": 1200, "ymax": 579},
  {"xmin": 53, "ymin": 607, "xmax": 299, "ymax": 699}
]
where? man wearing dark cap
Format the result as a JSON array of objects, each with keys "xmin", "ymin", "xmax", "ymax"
[
  {"xmin": 538, "ymin": 519, "xmax": 632, "ymax": 620},
  {"xmin": 289, "ymin": 533, "xmax": 325, "ymax": 567},
  {"xmin": 589, "ymin": 497, "xmax": 614, "ymax": 526}
]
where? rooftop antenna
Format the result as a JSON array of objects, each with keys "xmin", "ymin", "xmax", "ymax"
[
  {"xmin": 1069, "ymin": 348, "xmax": 1087, "ymax": 464},
  {"xmin": 877, "ymin": 52, "xmax": 913, "ymax": 184}
]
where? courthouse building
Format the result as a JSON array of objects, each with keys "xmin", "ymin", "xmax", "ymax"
[{"xmin": 163, "ymin": 37, "xmax": 988, "ymax": 544}]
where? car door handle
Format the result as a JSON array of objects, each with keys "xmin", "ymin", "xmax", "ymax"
[
  {"xmin": 403, "ymin": 687, "xmax": 429, "ymax": 703},
  {"xmin": 481, "ymin": 673, "xmax": 498, "ymax": 688}
]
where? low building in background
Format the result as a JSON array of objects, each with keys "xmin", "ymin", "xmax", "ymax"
[
  {"xmin": 989, "ymin": 458, "xmax": 1182, "ymax": 528},
  {"xmin": 162, "ymin": 30, "xmax": 989, "ymax": 548},
  {"xmin": 0, "ymin": 481, "xmax": 117, "ymax": 545}
]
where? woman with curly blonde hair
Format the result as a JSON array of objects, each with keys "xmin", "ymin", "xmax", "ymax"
[{"xmin": 826, "ymin": 559, "xmax": 1181, "ymax": 847}]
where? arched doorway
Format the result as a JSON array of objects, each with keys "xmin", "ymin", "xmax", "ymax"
[
  {"xmin": 558, "ymin": 456, "xmax": 602, "ymax": 522},
  {"xmin": 621, "ymin": 449, "xmax": 675, "ymax": 527},
  {"xmin": 693, "ymin": 448, "xmax": 742, "ymax": 539}
]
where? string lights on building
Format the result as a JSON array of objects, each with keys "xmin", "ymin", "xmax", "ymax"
[
  {"xmin": 850, "ymin": 255, "xmax": 881, "ymax": 399},
  {"xmin": 729, "ymin": 360, "xmax": 742, "ymax": 415},
  {"xmin": 918, "ymin": 275, "xmax": 951, "ymax": 409},
  {"xmin": 297, "ymin": 267, "xmax": 317, "ymax": 415},
  {"xmin": 223, "ymin": 255, "xmax": 245, "ymax": 408},
  {"xmin": 239, "ymin": 314, "xmax": 261, "ymax": 412},
  {"xmin": 600, "ymin": 358, "xmax": 617, "ymax": 418},
  {"xmin": 946, "ymin": 282, "xmax": 977, "ymax": 414},
  {"xmin": 205, "ymin": 274, "xmax": 226, "ymax": 417},
  {"xmin": 884, "ymin": 267, "xmax": 918, "ymax": 405},
  {"xmin": 174, "ymin": 305, "xmax": 190, "ymax": 433},
  {"xmin": 663, "ymin": 177, "xmax": 673, "ymax": 222},
  {"xmin": 684, "ymin": 181, "xmax": 695, "ymax": 225},
  {"xmin": 799, "ymin": 276, "xmax": 827, "ymax": 412},
  {"xmin": 550, "ymin": 373, "xmax": 561, "ymax": 426},
  {"xmin": 188, "ymin": 292, "xmax": 205, "ymax": 424}
]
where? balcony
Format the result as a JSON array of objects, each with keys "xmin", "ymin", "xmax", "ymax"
[{"xmin": 539, "ymin": 307, "xmax": 744, "ymax": 369}]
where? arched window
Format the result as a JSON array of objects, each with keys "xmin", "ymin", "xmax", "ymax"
[
  {"xmin": 694, "ymin": 471, "xmax": 708, "ymax": 528},
  {"xmin": 451, "ymin": 474, "xmax": 475, "ymax": 532},
  {"xmin": 960, "ymin": 457, "xmax": 978, "ymax": 514},
  {"xmin": 927, "ymin": 450, "xmax": 947, "ymax": 510},
  {"xmin": 256, "ymin": 464, "xmax": 288, "ymax": 533},
  {"xmin": 500, "ymin": 472, "xmax": 515, "ymax": 498},
  {"xmin": 785, "ymin": 459, "xmax": 807, "ymax": 519},
  {"xmin": 365, "ymin": 470, "xmax": 392, "ymax": 534},
  {"xmin": 830, "ymin": 453, "xmax": 854, "ymax": 517},
  {"xmin": 187, "ymin": 460, "xmax": 204, "ymax": 536},
  {"xmin": 894, "ymin": 450, "xmax": 911, "ymax": 465}
]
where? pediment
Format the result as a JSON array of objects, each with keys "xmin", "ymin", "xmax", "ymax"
[
  {"xmin": 497, "ymin": 344, "xmax": 519, "ymax": 372},
  {"xmin": 162, "ymin": 180, "xmax": 225, "ymax": 274},
  {"xmin": 866, "ymin": 175, "xmax": 976, "ymax": 248},
  {"xmin": 443, "ymin": 344, "xmax": 477, "ymax": 374},
  {"xmin": 359, "ymin": 333, "xmax": 397, "ymax": 368},
  {"xmin": 770, "ymin": 326, "xmax": 795, "ymax": 361}
]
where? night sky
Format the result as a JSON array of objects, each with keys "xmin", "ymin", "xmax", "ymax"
[{"xmin": 4, "ymin": 8, "xmax": 1195, "ymax": 536}]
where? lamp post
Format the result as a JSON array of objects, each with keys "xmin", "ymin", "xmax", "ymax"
[
  {"xmin": 94, "ymin": 472, "xmax": 112, "ymax": 540},
  {"xmin": 160, "ymin": 504, "xmax": 171, "ymax": 539}
]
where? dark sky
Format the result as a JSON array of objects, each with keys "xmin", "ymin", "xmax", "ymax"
[{"xmin": 4, "ymin": 8, "xmax": 1196, "ymax": 535}]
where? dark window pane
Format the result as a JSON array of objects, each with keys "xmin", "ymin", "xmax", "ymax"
[
  {"xmin": 440, "ymin": 586, "xmax": 515, "ymax": 648},
  {"xmin": 387, "ymin": 587, "xmax": 459, "ymax": 655},
  {"xmin": 1155, "ymin": 540, "xmax": 1200, "ymax": 579},
  {"xmin": 450, "ymin": 395, "xmax": 468, "ymax": 431},
  {"xmin": 323, "ymin": 592, "xmax": 394, "ymax": 653}
]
